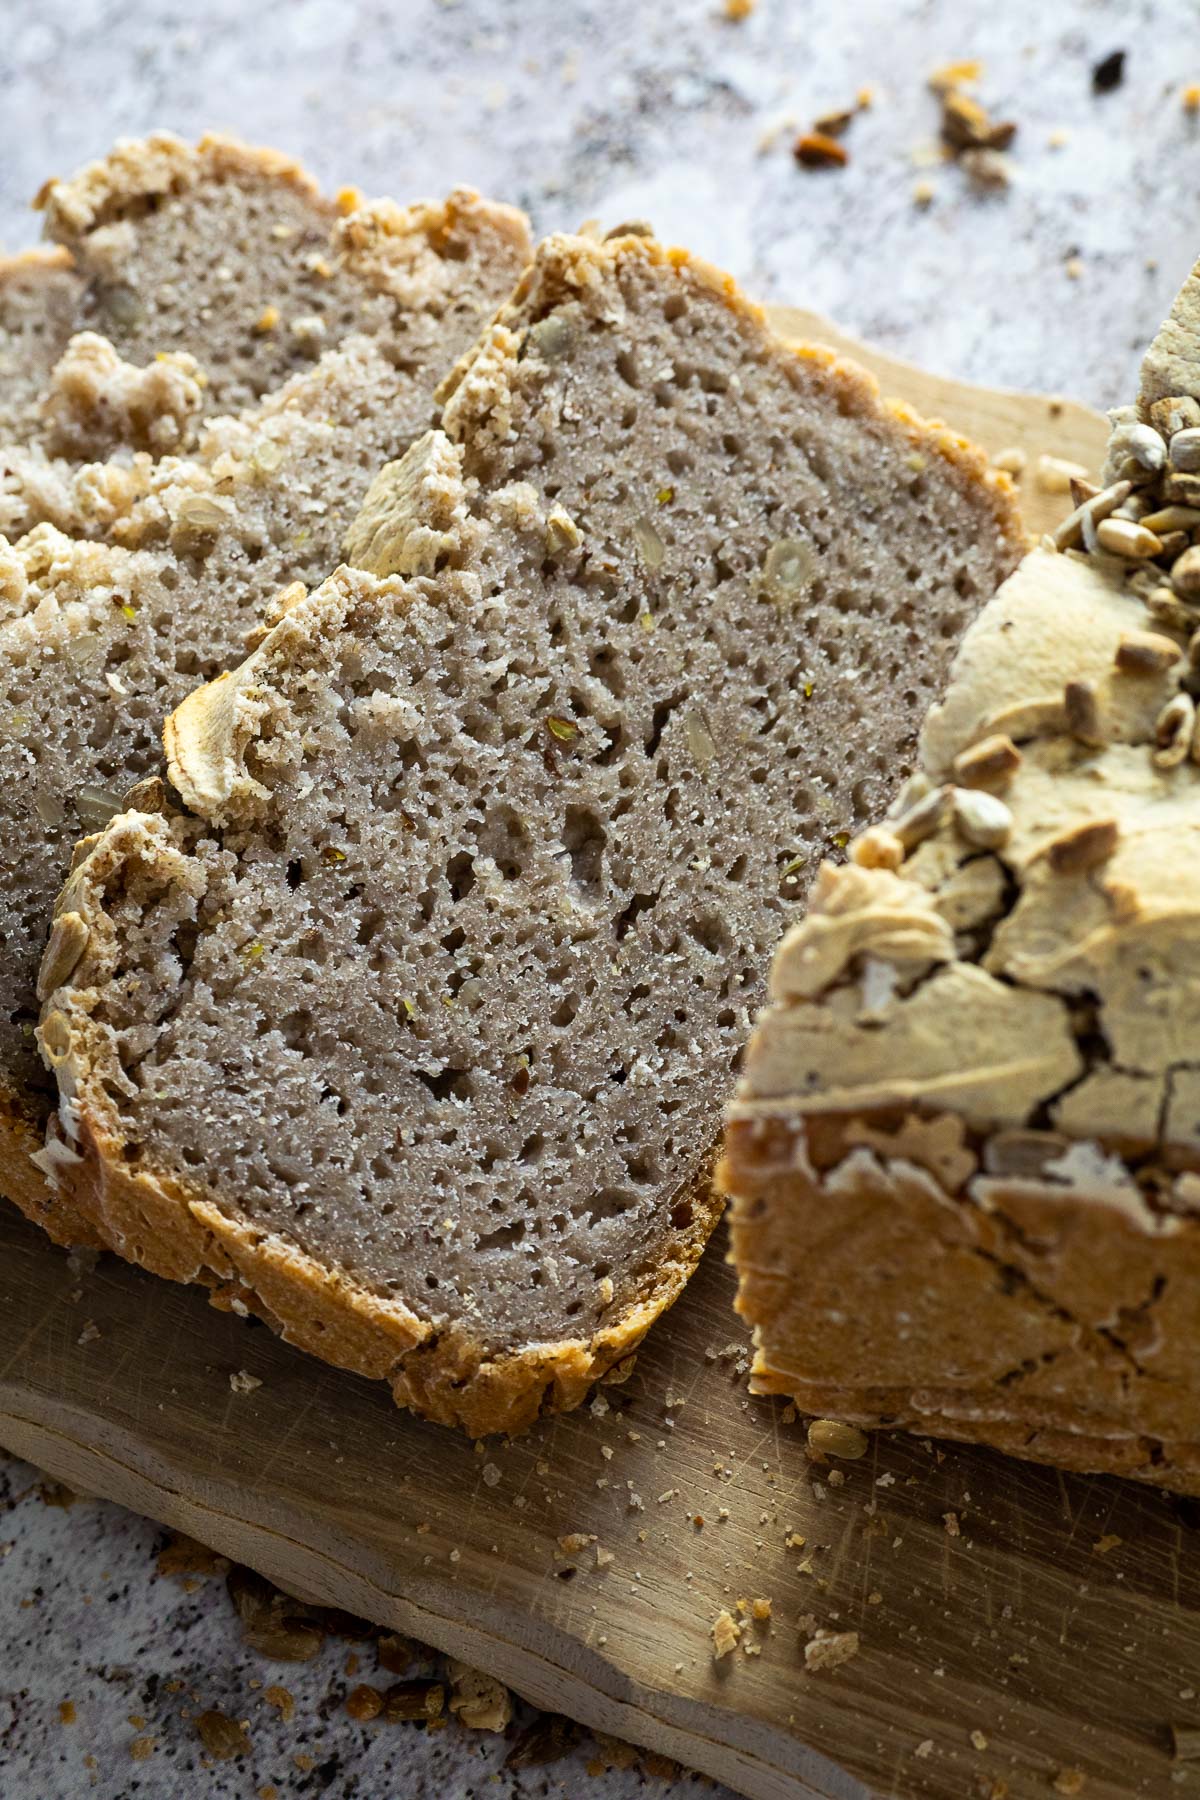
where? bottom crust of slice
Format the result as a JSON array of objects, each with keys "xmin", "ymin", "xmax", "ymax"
[
  {"xmin": 0, "ymin": 1085, "xmax": 104, "ymax": 1250},
  {"xmin": 31, "ymin": 1098, "xmax": 723, "ymax": 1437},
  {"xmin": 722, "ymin": 1111, "xmax": 1200, "ymax": 1498}
]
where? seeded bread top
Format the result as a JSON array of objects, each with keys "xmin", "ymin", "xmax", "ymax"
[
  {"xmin": 36, "ymin": 230, "xmax": 1021, "ymax": 1429},
  {"xmin": 732, "ymin": 265, "xmax": 1200, "ymax": 1202}
]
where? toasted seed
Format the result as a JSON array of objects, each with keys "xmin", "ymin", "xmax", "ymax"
[
  {"xmin": 1149, "ymin": 395, "xmax": 1200, "ymax": 438},
  {"xmin": 892, "ymin": 784, "xmax": 951, "ymax": 850},
  {"xmin": 1051, "ymin": 478, "xmax": 1131, "ymax": 552},
  {"xmin": 1045, "ymin": 817, "xmax": 1119, "ymax": 875},
  {"xmin": 961, "ymin": 147, "xmax": 1012, "ymax": 188},
  {"xmin": 1170, "ymin": 427, "xmax": 1200, "ymax": 473},
  {"xmin": 1063, "ymin": 678, "xmax": 1103, "ymax": 745},
  {"xmin": 1114, "ymin": 629, "xmax": 1182, "ymax": 675},
  {"xmin": 1164, "ymin": 471, "xmax": 1200, "ymax": 507},
  {"xmin": 382, "ymin": 1680, "xmax": 445, "ymax": 1723},
  {"xmin": 849, "ymin": 825, "xmax": 905, "ymax": 871},
  {"xmin": 1172, "ymin": 545, "xmax": 1200, "ymax": 599},
  {"xmin": 952, "ymin": 733, "xmax": 1022, "ymax": 791},
  {"xmin": 1146, "ymin": 587, "xmax": 1200, "ymax": 634},
  {"xmin": 1106, "ymin": 421, "xmax": 1167, "ymax": 480},
  {"xmin": 807, "ymin": 1419, "xmax": 869, "ymax": 1459},
  {"xmin": 1154, "ymin": 692, "xmax": 1196, "ymax": 769},
  {"xmin": 1068, "ymin": 475, "xmax": 1100, "ymax": 507},
  {"xmin": 813, "ymin": 107, "xmax": 855, "ymax": 137},
  {"xmin": 1094, "ymin": 517, "xmax": 1165, "ymax": 559},
  {"xmin": 1157, "ymin": 530, "xmax": 1190, "ymax": 561},
  {"xmin": 793, "ymin": 131, "xmax": 848, "ymax": 168},
  {"xmin": 1142, "ymin": 505, "xmax": 1200, "ymax": 534},
  {"xmin": 952, "ymin": 786, "xmax": 1013, "ymax": 849}
]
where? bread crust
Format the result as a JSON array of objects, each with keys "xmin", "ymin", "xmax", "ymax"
[
  {"xmin": 723, "ymin": 263, "xmax": 1200, "ymax": 1491},
  {"xmin": 722, "ymin": 1112, "xmax": 1200, "ymax": 1492},
  {"xmin": 33, "ymin": 230, "xmax": 1017, "ymax": 1435}
]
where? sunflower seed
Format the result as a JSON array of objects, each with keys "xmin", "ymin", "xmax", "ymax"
[
  {"xmin": 952, "ymin": 786, "xmax": 1013, "ymax": 849},
  {"xmin": 952, "ymin": 734, "xmax": 1022, "ymax": 791},
  {"xmin": 1170, "ymin": 427, "xmax": 1200, "ymax": 472},
  {"xmin": 1155, "ymin": 692, "xmax": 1196, "ymax": 768},
  {"xmin": 1063, "ymin": 678, "xmax": 1103, "ymax": 745},
  {"xmin": 1095, "ymin": 517, "xmax": 1165, "ymax": 559},
  {"xmin": 892, "ymin": 784, "xmax": 951, "ymax": 851},
  {"xmin": 1051, "ymin": 479, "xmax": 1131, "ymax": 552},
  {"xmin": 1173, "ymin": 545, "xmax": 1200, "ymax": 599},
  {"xmin": 1045, "ymin": 818, "xmax": 1119, "ymax": 875},
  {"xmin": 1114, "ymin": 630, "xmax": 1182, "ymax": 675}
]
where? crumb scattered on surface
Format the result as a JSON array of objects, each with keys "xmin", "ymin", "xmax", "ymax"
[
  {"xmin": 1052, "ymin": 1769, "xmax": 1087, "ymax": 1796},
  {"xmin": 229, "ymin": 1369, "xmax": 262, "ymax": 1394},
  {"xmin": 195, "ymin": 1710, "xmax": 252, "ymax": 1761},
  {"xmin": 711, "ymin": 1609, "xmax": 742, "ymax": 1659},
  {"xmin": 803, "ymin": 1628, "xmax": 860, "ymax": 1671}
]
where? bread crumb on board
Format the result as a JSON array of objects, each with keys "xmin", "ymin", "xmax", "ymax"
[
  {"xmin": 803, "ymin": 1628, "xmax": 860, "ymax": 1672},
  {"xmin": 711, "ymin": 1609, "xmax": 742, "ymax": 1659}
]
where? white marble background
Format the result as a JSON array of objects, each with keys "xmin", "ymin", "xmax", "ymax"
[{"xmin": 3, "ymin": 0, "xmax": 1200, "ymax": 1794}]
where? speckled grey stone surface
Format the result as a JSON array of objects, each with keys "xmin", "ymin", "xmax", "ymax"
[{"xmin": 3, "ymin": 1, "xmax": 1200, "ymax": 1795}]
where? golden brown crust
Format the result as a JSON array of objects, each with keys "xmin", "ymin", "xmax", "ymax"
[
  {"xmin": 37, "ymin": 132, "xmax": 326, "ymax": 241},
  {"xmin": 437, "ymin": 231, "xmax": 1023, "ymax": 557},
  {"xmin": 721, "ymin": 1112, "xmax": 1200, "ymax": 1493},
  {"xmin": 0, "ymin": 1084, "xmax": 101, "ymax": 1249},
  {"xmin": 40, "ymin": 1052, "xmax": 720, "ymax": 1435}
]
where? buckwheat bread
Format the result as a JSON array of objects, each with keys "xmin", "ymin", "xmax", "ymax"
[
  {"xmin": 722, "ymin": 255, "xmax": 1200, "ymax": 1495},
  {"xmin": 3, "ymin": 134, "xmax": 532, "ymax": 536},
  {"xmin": 0, "ymin": 185, "xmax": 530, "ymax": 1244},
  {"xmin": 15, "ymin": 132, "xmax": 471, "ymax": 431},
  {"xmin": 37, "ymin": 231, "xmax": 1022, "ymax": 1434}
]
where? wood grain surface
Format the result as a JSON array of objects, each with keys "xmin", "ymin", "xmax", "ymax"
[{"xmin": 2, "ymin": 328, "xmax": 1176, "ymax": 1800}]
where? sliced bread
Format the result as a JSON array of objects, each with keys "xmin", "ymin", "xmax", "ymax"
[
  {"xmin": 0, "ymin": 247, "xmax": 83, "ymax": 441},
  {"xmin": 721, "ymin": 257, "xmax": 1200, "ymax": 1495},
  {"xmin": 0, "ymin": 189, "xmax": 530, "ymax": 1238},
  {"xmin": 37, "ymin": 232, "xmax": 1023, "ymax": 1433}
]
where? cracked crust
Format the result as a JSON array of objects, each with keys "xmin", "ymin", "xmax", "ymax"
[
  {"xmin": 34, "ymin": 230, "xmax": 1019, "ymax": 1433},
  {"xmin": 723, "ymin": 263, "xmax": 1200, "ymax": 1488}
]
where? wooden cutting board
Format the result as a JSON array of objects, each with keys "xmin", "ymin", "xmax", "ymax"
[{"xmin": 5, "ymin": 319, "xmax": 1183, "ymax": 1800}]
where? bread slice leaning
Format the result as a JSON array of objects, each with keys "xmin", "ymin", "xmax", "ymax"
[
  {"xmin": 722, "ymin": 254, "xmax": 1200, "ymax": 1496},
  {"xmin": 0, "ymin": 186, "xmax": 529, "ymax": 1247},
  {"xmin": 37, "ymin": 231, "xmax": 1023, "ymax": 1434}
]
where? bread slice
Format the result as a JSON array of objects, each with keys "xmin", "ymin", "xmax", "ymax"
[
  {"xmin": 3, "ymin": 135, "xmax": 532, "ymax": 539},
  {"xmin": 36, "ymin": 231, "xmax": 1022, "ymax": 1434},
  {"xmin": 0, "ymin": 247, "xmax": 83, "ymax": 441},
  {"xmin": 722, "ymin": 258, "xmax": 1200, "ymax": 1495},
  {"xmin": 0, "ymin": 190, "xmax": 529, "ymax": 1242}
]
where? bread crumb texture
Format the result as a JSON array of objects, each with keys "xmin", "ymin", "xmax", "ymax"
[
  {"xmin": 725, "ymin": 248, "xmax": 1200, "ymax": 1493},
  {"xmin": 0, "ymin": 133, "xmax": 529, "ymax": 1248},
  {"xmin": 34, "ymin": 229, "xmax": 1018, "ymax": 1434}
]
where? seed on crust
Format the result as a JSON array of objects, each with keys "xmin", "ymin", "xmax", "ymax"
[
  {"xmin": 892, "ymin": 784, "xmax": 951, "ymax": 851},
  {"xmin": 1094, "ymin": 517, "xmax": 1164, "ymax": 560},
  {"xmin": 952, "ymin": 786, "xmax": 1013, "ymax": 849},
  {"xmin": 1114, "ymin": 629, "xmax": 1182, "ymax": 675},
  {"xmin": 1045, "ymin": 817, "xmax": 1119, "ymax": 875},
  {"xmin": 1154, "ymin": 691, "xmax": 1196, "ymax": 769},
  {"xmin": 952, "ymin": 733, "xmax": 1022, "ymax": 791},
  {"xmin": 1063, "ymin": 678, "xmax": 1104, "ymax": 746}
]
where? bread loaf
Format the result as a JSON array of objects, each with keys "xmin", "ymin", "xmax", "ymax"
[
  {"xmin": 37, "ymin": 231, "xmax": 1022, "ymax": 1433},
  {"xmin": 0, "ymin": 158, "xmax": 529, "ymax": 1240},
  {"xmin": 723, "ymin": 255, "xmax": 1200, "ymax": 1494}
]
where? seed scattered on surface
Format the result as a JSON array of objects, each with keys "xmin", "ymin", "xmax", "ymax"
[
  {"xmin": 1036, "ymin": 454, "xmax": 1090, "ymax": 494},
  {"xmin": 952, "ymin": 733, "xmax": 1022, "ymax": 791},
  {"xmin": 961, "ymin": 148, "xmax": 1012, "ymax": 189},
  {"xmin": 1091, "ymin": 49, "xmax": 1126, "ymax": 93},
  {"xmin": 992, "ymin": 446, "xmax": 1026, "ymax": 476},
  {"xmin": 807, "ymin": 1419, "xmax": 869, "ymax": 1459},
  {"xmin": 1114, "ymin": 630, "xmax": 1181, "ymax": 675},
  {"xmin": 940, "ymin": 89, "xmax": 1016, "ymax": 152},
  {"xmin": 1094, "ymin": 517, "xmax": 1164, "ymax": 560},
  {"xmin": 952, "ymin": 786, "xmax": 1013, "ymax": 849},
  {"xmin": 1063, "ymin": 678, "xmax": 1103, "ymax": 746},
  {"xmin": 1046, "ymin": 817, "xmax": 1119, "ymax": 875},
  {"xmin": 793, "ymin": 131, "xmax": 849, "ymax": 168}
]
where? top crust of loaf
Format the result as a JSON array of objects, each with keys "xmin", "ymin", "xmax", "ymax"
[
  {"xmin": 36, "ymin": 132, "xmax": 325, "ymax": 239},
  {"xmin": 36, "ymin": 228, "xmax": 1021, "ymax": 1434},
  {"xmin": 729, "ymin": 541, "xmax": 1200, "ymax": 1159}
]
